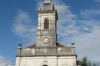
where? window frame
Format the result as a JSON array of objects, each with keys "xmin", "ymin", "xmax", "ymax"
[{"xmin": 44, "ymin": 18, "xmax": 49, "ymax": 29}]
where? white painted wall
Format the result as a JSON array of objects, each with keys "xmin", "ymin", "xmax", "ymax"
[{"xmin": 16, "ymin": 56, "xmax": 77, "ymax": 66}]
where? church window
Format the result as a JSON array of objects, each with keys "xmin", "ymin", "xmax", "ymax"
[{"xmin": 44, "ymin": 18, "xmax": 49, "ymax": 29}]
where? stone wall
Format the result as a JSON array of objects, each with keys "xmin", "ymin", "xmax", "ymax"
[
  {"xmin": 16, "ymin": 56, "xmax": 77, "ymax": 66},
  {"xmin": 16, "ymin": 47, "xmax": 76, "ymax": 56}
]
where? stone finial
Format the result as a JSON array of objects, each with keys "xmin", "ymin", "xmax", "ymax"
[
  {"xmin": 71, "ymin": 42, "xmax": 75, "ymax": 47},
  {"xmin": 18, "ymin": 43, "xmax": 22, "ymax": 48},
  {"xmin": 44, "ymin": 0, "xmax": 51, "ymax": 3},
  {"xmin": 71, "ymin": 42, "xmax": 75, "ymax": 45}
]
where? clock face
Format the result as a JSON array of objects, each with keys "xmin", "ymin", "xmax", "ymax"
[{"xmin": 43, "ymin": 37, "xmax": 49, "ymax": 44}]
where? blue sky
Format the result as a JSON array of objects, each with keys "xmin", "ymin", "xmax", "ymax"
[{"xmin": 0, "ymin": 0, "xmax": 100, "ymax": 66}]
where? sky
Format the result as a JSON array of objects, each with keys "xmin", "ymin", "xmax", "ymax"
[{"xmin": 0, "ymin": 0, "xmax": 100, "ymax": 66}]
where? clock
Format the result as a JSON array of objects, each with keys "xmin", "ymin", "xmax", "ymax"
[{"xmin": 43, "ymin": 37, "xmax": 49, "ymax": 44}]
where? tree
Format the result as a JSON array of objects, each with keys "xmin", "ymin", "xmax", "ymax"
[
  {"xmin": 88, "ymin": 60, "xmax": 91, "ymax": 66},
  {"xmin": 81, "ymin": 56, "xmax": 98, "ymax": 66},
  {"xmin": 82, "ymin": 56, "xmax": 88, "ymax": 66},
  {"xmin": 93, "ymin": 64, "xmax": 98, "ymax": 66}
]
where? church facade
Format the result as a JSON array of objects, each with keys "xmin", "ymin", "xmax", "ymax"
[{"xmin": 16, "ymin": 0, "xmax": 77, "ymax": 66}]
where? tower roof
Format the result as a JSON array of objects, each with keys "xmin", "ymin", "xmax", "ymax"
[
  {"xmin": 44, "ymin": 0, "xmax": 51, "ymax": 3},
  {"xmin": 40, "ymin": 0, "xmax": 54, "ymax": 11}
]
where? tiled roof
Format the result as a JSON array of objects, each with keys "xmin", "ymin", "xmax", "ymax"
[
  {"xmin": 77, "ymin": 61, "xmax": 82, "ymax": 65},
  {"xmin": 57, "ymin": 43, "xmax": 66, "ymax": 47},
  {"xmin": 27, "ymin": 44, "xmax": 36, "ymax": 48},
  {"xmin": 27, "ymin": 43, "xmax": 66, "ymax": 48}
]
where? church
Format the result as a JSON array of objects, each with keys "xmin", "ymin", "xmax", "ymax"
[{"xmin": 16, "ymin": 0, "xmax": 78, "ymax": 66}]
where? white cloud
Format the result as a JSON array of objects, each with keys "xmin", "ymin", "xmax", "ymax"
[
  {"xmin": 94, "ymin": 0, "xmax": 100, "ymax": 3},
  {"xmin": 12, "ymin": 10, "xmax": 37, "ymax": 46},
  {"xmin": 0, "ymin": 55, "xmax": 15, "ymax": 66},
  {"xmin": 51, "ymin": 0, "xmax": 100, "ymax": 62},
  {"xmin": 72, "ymin": 26, "xmax": 100, "ymax": 61},
  {"xmin": 80, "ymin": 8, "xmax": 100, "ymax": 19},
  {"xmin": 52, "ymin": 0, "xmax": 77, "ymax": 39},
  {"xmin": 0, "ymin": 55, "xmax": 4, "ymax": 60}
]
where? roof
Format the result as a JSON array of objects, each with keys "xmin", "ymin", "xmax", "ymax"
[
  {"xmin": 27, "ymin": 43, "xmax": 66, "ymax": 48},
  {"xmin": 40, "ymin": 3, "xmax": 54, "ymax": 11},
  {"xmin": 44, "ymin": 0, "xmax": 51, "ymax": 3},
  {"xmin": 77, "ymin": 61, "xmax": 82, "ymax": 65},
  {"xmin": 57, "ymin": 43, "xmax": 66, "ymax": 47},
  {"xmin": 27, "ymin": 44, "xmax": 36, "ymax": 48}
]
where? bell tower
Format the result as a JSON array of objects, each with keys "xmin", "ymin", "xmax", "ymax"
[{"xmin": 35, "ymin": 0, "xmax": 58, "ymax": 54}]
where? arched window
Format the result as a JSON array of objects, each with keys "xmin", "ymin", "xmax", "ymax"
[{"xmin": 44, "ymin": 18, "xmax": 49, "ymax": 29}]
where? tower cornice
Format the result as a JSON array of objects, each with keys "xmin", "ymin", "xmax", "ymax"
[
  {"xmin": 37, "ymin": 10, "xmax": 57, "ymax": 14},
  {"xmin": 37, "ymin": 10, "xmax": 58, "ymax": 20}
]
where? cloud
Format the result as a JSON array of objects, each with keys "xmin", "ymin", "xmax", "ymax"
[
  {"xmin": 51, "ymin": 0, "xmax": 100, "ymax": 63},
  {"xmin": 12, "ymin": 10, "xmax": 37, "ymax": 46},
  {"xmin": 73, "ymin": 26, "xmax": 100, "ymax": 61},
  {"xmin": 94, "ymin": 0, "xmax": 100, "ymax": 3},
  {"xmin": 0, "ymin": 55, "xmax": 15, "ymax": 66},
  {"xmin": 52, "ymin": 0, "xmax": 77, "ymax": 40},
  {"xmin": 80, "ymin": 8, "xmax": 100, "ymax": 19},
  {"xmin": 0, "ymin": 55, "xmax": 4, "ymax": 60}
]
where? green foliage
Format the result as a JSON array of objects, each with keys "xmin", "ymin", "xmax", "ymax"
[
  {"xmin": 93, "ymin": 64, "xmax": 98, "ymax": 66},
  {"xmin": 88, "ymin": 60, "xmax": 91, "ymax": 66},
  {"xmin": 82, "ymin": 56, "xmax": 88, "ymax": 66},
  {"xmin": 81, "ymin": 56, "xmax": 98, "ymax": 66}
]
